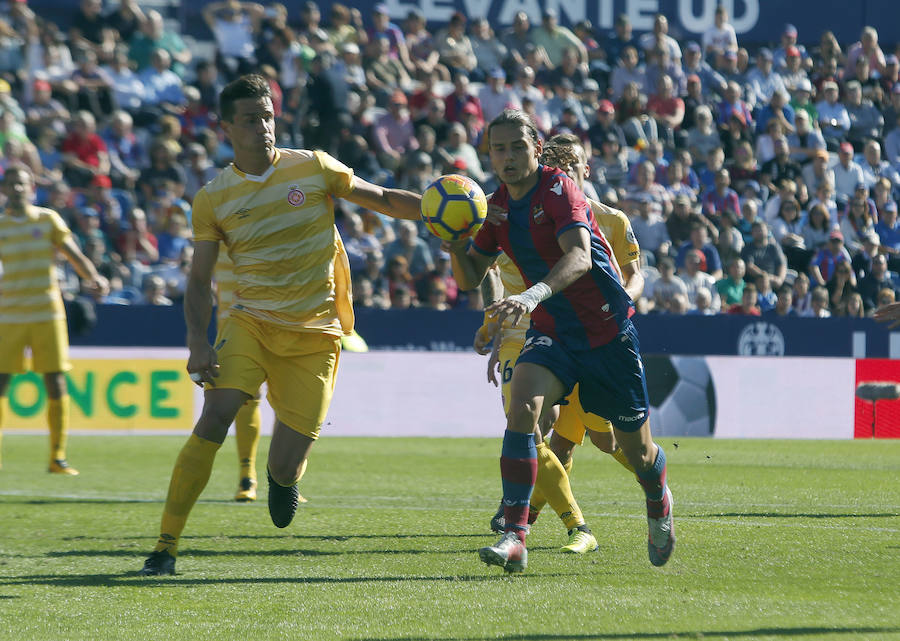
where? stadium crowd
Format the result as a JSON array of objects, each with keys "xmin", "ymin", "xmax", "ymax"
[{"xmin": 3, "ymin": 0, "xmax": 900, "ymax": 319}]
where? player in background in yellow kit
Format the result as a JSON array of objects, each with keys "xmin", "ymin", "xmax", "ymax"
[
  {"xmin": 0, "ymin": 165, "xmax": 108, "ymax": 475},
  {"xmin": 139, "ymin": 74, "xmax": 424, "ymax": 576},
  {"xmin": 479, "ymin": 133, "xmax": 644, "ymax": 550}
]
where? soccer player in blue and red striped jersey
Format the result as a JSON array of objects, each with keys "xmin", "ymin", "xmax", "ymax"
[{"xmin": 448, "ymin": 109, "xmax": 675, "ymax": 572}]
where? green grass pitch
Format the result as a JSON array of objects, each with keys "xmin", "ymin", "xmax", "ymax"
[{"xmin": 0, "ymin": 435, "xmax": 898, "ymax": 641}]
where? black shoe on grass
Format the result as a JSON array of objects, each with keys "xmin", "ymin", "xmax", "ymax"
[
  {"xmin": 138, "ymin": 550, "xmax": 176, "ymax": 576},
  {"xmin": 267, "ymin": 467, "xmax": 300, "ymax": 528}
]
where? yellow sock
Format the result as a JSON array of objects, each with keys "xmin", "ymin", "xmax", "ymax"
[
  {"xmin": 612, "ymin": 446, "xmax": 635, "ymax": 474},
  {"xmin": 154, "ymin": 434, "xmax": 222, "ymax": 556},
  {"xmin": 0, "ymin": 396, "xmax": 6, "ymax": 468},
  {"xmin": 48, "ymin": 396, "xmax": 70, "ymax": 461},
  {"xmin": 535, "ymin": 441, "xmax": 584, "ymax": 530},
  {"xmin": 234, "ymin": 399, "xmax": 261, "ymax": 481},
  {"xmin": 530, "ymin": 449, "xmax": 574, "ymax": 515}
]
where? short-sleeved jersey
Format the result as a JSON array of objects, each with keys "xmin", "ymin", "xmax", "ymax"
[
  {"xmin": 473, "ymin": 166, "xmax": 634, "ymax": 351},
  {"xmin": 0, "ymin": 207, "xmax": 71, "ymax": 324},
  {"xmin": 494, "ymin": 197, "xmax": 638, "ymax": 346},
  {"xmin": 193, "ymin": 148, "xmax": 355, "ymax": 335}
]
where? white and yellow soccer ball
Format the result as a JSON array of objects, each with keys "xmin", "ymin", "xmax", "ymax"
[{"xmin": 420, "ymin": 174, "xmax": 488, "ymax": 241}]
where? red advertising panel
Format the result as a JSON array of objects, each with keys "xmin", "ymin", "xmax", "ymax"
[{"xmin": 854, "ymin": 359, "xmax": 900, "ymax": 438}]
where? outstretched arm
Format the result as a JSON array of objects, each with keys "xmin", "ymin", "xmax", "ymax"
[{"xmin": 344, "ymin": 176, "xmax": 422, "ymax": 220}]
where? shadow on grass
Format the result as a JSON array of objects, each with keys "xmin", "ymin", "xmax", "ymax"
[
  {"xmin": 0, "ymin": 572, "xmax": 577, "ymax": 588},
  {"xmin": 62, "ymin": 533, "xmax": 489, "ymax": 542},
  {"xmin": 702, "ymin": 512, "xmax": 900, "ymax": 519},
  {"xmin": 360, "ymin": 627, "xmax": 900, "ymax": 641},
  {"xmin": 43, "ymin": 545, "xmax": 503, "ymax": 559}
]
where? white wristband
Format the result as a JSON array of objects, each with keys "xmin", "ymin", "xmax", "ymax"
[{"xmin": 507, "ymin": 282, "xmax": 552, "ymax": 314}]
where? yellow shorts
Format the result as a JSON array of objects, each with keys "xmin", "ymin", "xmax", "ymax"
[
  {"xmin": 554, "ymin": 383, "xmax": 613, "ymax": 445},
  {"xmin": 0, "ymin": 319, "xmax": 70, "ymax": 374},
  {"xmin": 498, "ymin": 337, "xmax": 524, "ymax": 416},
  {"xmin": 211, "ymin": 314, "xmax": 341, "ymax": 439}
]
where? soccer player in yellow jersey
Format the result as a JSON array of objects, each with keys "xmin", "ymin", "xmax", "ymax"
[
  {"xmin": 139, "ymin": 74, "xmax": 425, "ymax": 576},
  {"xmin": 478, "ymin": 133, "xmax": 645, "ymax": 552},
  {"xmin": 0, "ymin": 165, "xmax": 108, "ymax": 475}
]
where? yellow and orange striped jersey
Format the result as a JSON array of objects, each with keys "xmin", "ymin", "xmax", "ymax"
[
  {"xmin": 493, "ymin": 198, "xmax": 638, "ymax": 344},
  {"xmin": 0, "ymin": 206, "xmax": 71, "ymax": 324},
  {"xmin": 193, "ymin": 148, "xmax": 355, "ymax": 335}
]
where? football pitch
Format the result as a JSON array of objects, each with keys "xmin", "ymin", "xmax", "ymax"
[{"xmin": 0, "ymin": 435, "xmax": 898, "ymax": 641}]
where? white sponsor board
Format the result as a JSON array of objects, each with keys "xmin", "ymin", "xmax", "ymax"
[{"xmin": 34, "ymin": 349, "xmax": 855, "ymax": 439}]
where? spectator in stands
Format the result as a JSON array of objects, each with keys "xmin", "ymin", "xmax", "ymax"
[
  {"xmin": 802, "ymin": 150, "xmax": 835, "ymax": 195},
  {"xmin": 605, "ymin": 13, "xmax": 639, "ymax": 70},
  {"xmin": 806, "ymin": 285, "xmax": 832, "ymax": 317},
  {"xmin": 647, "ymin": 74, "xmax": 684, "ymax": 148},
  {"xmin": 478, "ymin": 67, "xmax": 520, "ymax": 124},
  {"xmin": 610, "ymin": 46, "xmax": 644, "ymax": 101},
  {"xmin": 592, "ymin": 132, "xmax": 628, "ymax": 200},
  {"xmin": 372, "ymin": 89, "xmax": 416, "ymax": 171},
  {"xmin": 716, "ymin": 258, "xmax": 745, "ymax": 309},
  {"xmin": 435, "ymin": 12, "xmax": 476, "ymax": 79},
  {"xmin": 760, "ymin": 136, "xmax": 802, "ymax": 193},
  {"xmin": 810, "ymin": 230, "xmax": 852, "ymax": 285},
  {"xmin": 137, "ymin": 48, "xmax": 185, "ymax": 123},
  {"xmin": 702, "ymin": 168, "xmax": 740, "ymax": 226},
  {"xmin": 639, "ymin": 13, "xmax": 680, "ymax": 63},
  {"xmin": 742, "ymin": 220, "xmax": 787, "ymax": 289},
  {"xmin": 789, "ymin": 110, "xmax": 826, "ymax": 167},
  {"xmin": 717, "ymin": 81, "xmax": 753, "ymax": 131},
  {"xmin": 469, "ymin": 18, "xmax": 507, "ymax": 84},
  {"xmin": 101, "ymin": 110, "xmax": 142, "ymax": 190},
  {"xmin": 61, "ymin": 109, "xmax": 110, "ymax": 188},
  {"xmin": 860, "ymin": 140, "xmax": 900, "ymax": 190},
  {"xmin": 765, "ymin": 283, "xmax": 796, "ymax": 317},
  {"xmin": 779, "ymin": 46, "xmax": 809, "ymax": 93},
  {"xmin": 754, "ymin": 272, "xmax": 777, "ymax": 312},
  {"xmin": 106, "ymin": 0, "xmax": 146, "ymax": 46},
  {"xmin": 651, "ymin": 256, "xmax": 687, "ymax": 312},
  {"xmin": 834, "ymin": 141, "xmax": 866, "ymax": 200},
  {"xmin": 530, "ymin": 8, "xmax": 586, "ymax": 67},
  {"xmin": 727, "ymin": 281, "xmax": 759, "ymax": 315},
  {"xmin": 588, "ymin": 99, "xmax": 626, "ymax": 150},
  {"xmin": 847, "ymin": 26, "xmax": 885, "ymax": 75},
  {"xmin": 118, "ymin": 206, "xmax": 158, "ymax": 271},
  {"xmin": 802, "ymin": 202, "xmax": 834, "ymax": 254},
  {"xmin": 499, "ymin": 11, "xmax": 532, "ymax": 74},
  {"xmin": 791, "ymin": 271, "xmax": 812, "ymax": 314},
  {"xmin": 681, "ymin": 248, "xmax": 721, "ymax": 312},
  {"xmin": 789, "ymin": 78, "xmax": 817, "ymax": 125},
  {"xmin": 666, "ymin": 159, "xmax": 696, "ymax": 201},
  {"xmin": 825, "ymin": 252, "xmax": 858, "ymax": 309},
  {"xmin": 676, "ymin": 223, "xmax": 723, "ymax": 279},
  {"xmin": 617, "ymin": 81, "xmax": 657, "ymax": 148},
  {"xmin": 203, "ymin": 0, "xmax": 263, "ymax": 79},
  {"xmin": 383, "ymin": 220, "xmax": 433, "ymax": 279},
  {"xmin": 413, "ymin": 99, "xmax": 450, "ymax": 146},
  {"xmin": 841, "ymin": 192, "xmax": 878, "ymax": 254},
  {"xmin": 69, "ymin": 48, "xmax": 115, "ymax": 118},
  {"xmin": 129, "ymin": 10, "xmax": 190, "ymax": 78},
  {"xmin": 340, "ymin": 210, "xmax": 381, "ymax": 273},
  {"xmin": 182, "ymin": 143, "xmax": 217, "ymax": 202},
  {"xmin": 701, "ymin": 5, "xmax": 737, "ymax": 60},
  {"xmin": 687, "ymin": 105, "xmax": 721, "ymax": 165},
  {"xmin": 668, "ymin": 193, "xmax": 713, "ymax": 247},
  {"xmin": 69, "ymin": 0, "xmax": 115, "ymax": 63},
  {"xmin": 25, "ymin": 78, "xmax": 69, "ymax": 140},
  {"xmin": 858, "ymin": 253, "xmax": 898, "ymax": 312},
  {"xmin": 817, "ymin": 81, "xmax": 851, "ymax": 145},
  {"xmin": 874, "ymin": 199, "xmax": 900, "ymax": 256},
  {"xmin": 627, "ymin": 193, "xmax": 668, "ymax": 261},
  {"xmin": 444, "ymin": 72, "xmax": 483, "ymax": 129},
  {"xmin": 143, "ymin": 274, "xmax": 173, "ymax": 306},
  {"xmin": 746, "ymin": 48, "xmax": 787, "ymax": 110},
  {"xmin": 844, "ymin": 81, "xmax": 883, "ymax": 150}
]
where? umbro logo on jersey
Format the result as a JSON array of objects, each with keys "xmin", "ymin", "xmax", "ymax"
[
  {"xmin": 235, "ymin": 208, "xmax": 251, "ymax": 219},
  {"xmin": 550, "ymin": 181, "xmax": 563, "ymax": 196}
]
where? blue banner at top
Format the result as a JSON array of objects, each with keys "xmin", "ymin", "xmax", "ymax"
[{"xmin": 27, "ymin": 0, "xmax": 900, "ymax": 49}]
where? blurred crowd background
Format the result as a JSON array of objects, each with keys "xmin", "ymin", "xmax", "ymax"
[{"xmin": 3, "ymin": 0, "xmax": 900, "ymax": 319}]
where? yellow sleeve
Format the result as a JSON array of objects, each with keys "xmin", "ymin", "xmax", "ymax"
[
  {"xmin": 191, "ymin": 188, "xmax": 224, "ymax": 243},
  {"xmin": 590, "ymin": 199, "xmax": 640, "ymax": 267},
  {"xmin": 48, "ymin": 209, "xmax": 72, "ymax": 247},
  {"xmin": 315, "ymin": 150, "xmax": 355, "ymax": 198}
]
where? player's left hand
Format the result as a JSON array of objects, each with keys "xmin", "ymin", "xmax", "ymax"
[
  {"xmin": 487, "ymin": 297, "xmax": 528, "ymax": 329},
  {"xmin": 485, "ymin": 203, "xmax": 508, "ymax": 226},
  {"xmin": 473, "ymin": 319, "xmax": 499, "ymax": 354},
  {"xmin": 89, "ymin": 275, "xmax": 110, "ymax": 297},
  {"xmin": 874, "ymin": 301, "xmax": 900, "ymax": 328}
]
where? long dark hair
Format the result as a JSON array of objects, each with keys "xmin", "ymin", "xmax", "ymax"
[{"xmin": 487, "ymin": 109, "xmax": 540, "ymax": 146}]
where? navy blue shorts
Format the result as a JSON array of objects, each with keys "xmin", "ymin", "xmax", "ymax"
[{"xmin": 515, "ymin": 320, "xmax": 650, "ymax": 432}]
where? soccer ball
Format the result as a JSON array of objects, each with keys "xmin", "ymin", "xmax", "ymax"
[
  {"xmin": 644, "ymin": 355, "xmax": 717, "ymax": 436},
  {"xmin": 420, "ymin": 174, "xmax": 487, "ymax": 241}
]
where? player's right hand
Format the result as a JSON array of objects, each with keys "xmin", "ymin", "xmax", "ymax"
[
  {"xmin": 486, "ymin": 340, "xmax": 501, "ymax": 387},
  {"xmin": 187, "ymin": 342, "xmax": 220, "ymax": 387},
  {"xmin": 473, "ymin": 319, "xmax": 499, "ymax": 354}
]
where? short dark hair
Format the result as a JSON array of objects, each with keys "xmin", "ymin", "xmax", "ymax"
[
  {"xmin": 488, "ymin": 109, "xmax": 540, "ymax": 146},
  {"xmin": 219, "ymin": 74, "xmax": 271, "ymax": 122},
  {"xmin": 1, "ymin": 163, "xmax": 33, "ymax": 183}
]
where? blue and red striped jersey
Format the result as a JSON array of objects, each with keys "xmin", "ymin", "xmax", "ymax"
[{"xmin": 473, "ymin": 165, "xmax": 635, "ymax": 351}]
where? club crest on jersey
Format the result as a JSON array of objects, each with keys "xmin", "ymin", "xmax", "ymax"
[
  {"xmin": 532, "ymin": 205, "xmax": 546, "ymax": 223},
  {"xmin": 287, "ymin": 185, "xmax": 306, "ymax": 207}
]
